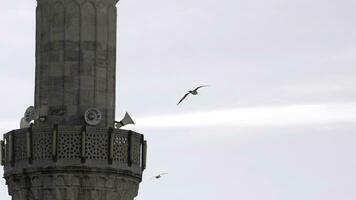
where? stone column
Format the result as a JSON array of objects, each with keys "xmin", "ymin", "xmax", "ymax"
[
  {"xmin": 35, "ymin": 0, "xmax": 118, "ymax": 127},
  {"xmin": 2, "ymin": 0, "xmax": 147, "ymax": 199}
]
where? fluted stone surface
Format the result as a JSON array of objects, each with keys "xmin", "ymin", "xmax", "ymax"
[
  {"xmin": 2, "ymin": 0, "xmax": 147, "ymax": 199},
  {"xmin": 35, "ymin": 0, "xmax": 118, "ymax": 127}
]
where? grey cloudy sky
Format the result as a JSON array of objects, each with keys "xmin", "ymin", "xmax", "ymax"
[{"xmin": 1, "ymin": 0, "xmax": 356, "ymax": 199}]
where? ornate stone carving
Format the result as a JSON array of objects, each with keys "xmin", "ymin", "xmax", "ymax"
[
  {"xmin": 6, "ymin": 168, "xmax": 141, "ymax": 200},
  {"xmin": 113, "ymin": 134, "xmax": 128, "ymax": 163},
  {"xmin": 2, "ymin": 126, "xmax": 146, "ymax": 200},
  {"xmin": 3, "ymin": 126, "xmax": 145, "ymax": 170},
  {"xmin": 3, "ymin": 0, "xmax": 147, "ymax": 199}
]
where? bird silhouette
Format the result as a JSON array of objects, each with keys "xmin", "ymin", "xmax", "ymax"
[
  {"xmin": 151, "ymin": 173, "xmax": 168, "ymax": 179},
  {"xmin": 177, "ymin": 85, "xmax": 209, "ymax": 105}
]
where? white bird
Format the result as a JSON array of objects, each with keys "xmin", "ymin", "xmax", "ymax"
[
  {"xmin": 177, "ymin": 85, "xmax": 209, "ymax": 105},
  {"xmin": 151, "ymin": 173, "xmax": 168, "ymax": 179}
]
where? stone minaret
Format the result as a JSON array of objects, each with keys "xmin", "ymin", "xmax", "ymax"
[{"xmin": 1, "ymin": 0, "xmax": 147, "ymax": 199}]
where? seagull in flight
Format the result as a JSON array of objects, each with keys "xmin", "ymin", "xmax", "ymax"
[
  {"xmin": 151, "ymin": 173, "xmax": 168, "ymax": 179},
  {"xmin": 177, "ymin": 85, "xmax": 209, "ymax": 105}
]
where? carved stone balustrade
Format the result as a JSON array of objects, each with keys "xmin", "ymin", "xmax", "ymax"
[{"xmin": 0, "ymin": 125, "xmax": 147, "ymax": 200}]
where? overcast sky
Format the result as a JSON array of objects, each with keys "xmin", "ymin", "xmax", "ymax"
[{"xmin": 1, "ymin": 0, "xmax": 356, "ymax": 199}]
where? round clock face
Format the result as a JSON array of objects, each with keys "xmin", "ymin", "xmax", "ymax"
[{"xmin": 84, "ymin": 108, "xmax": 102, "ymax": 125}]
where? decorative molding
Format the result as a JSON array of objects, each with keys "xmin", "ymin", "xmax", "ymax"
[
  {"xmin": 6, "ymin": 171, "xmax": 140, "ymax": 200},
  {"xmin": 3, "ymin": 126, "xmax": 144, "ymax": 174}
]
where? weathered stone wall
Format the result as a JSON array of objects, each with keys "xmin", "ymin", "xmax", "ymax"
[
  {"xmin": 1, "ymin": 126, "xmax": 147, "ymax": 200},
  {"xmin": 35, "ymin": 0, "xmax": 118, "ymax": 127},
  {"xmin": 6, "ymin": 169, "xmax": 139, "ymax": 200},
  {"xmin": 3, "ymin": 126, "xmax": 146, "ymax": 173},
  {"xmin": 2, "ymin": 0, "xmax": 147, "ymax": 199}
]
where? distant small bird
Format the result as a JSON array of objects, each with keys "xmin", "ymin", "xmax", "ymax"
[
  {"xmin": 177, "ymin": 85, "xmax": 209, "ymax": 105},
  {"xmin": 151, "ymin": 173, "xmax": 168, "ymax": 179}
]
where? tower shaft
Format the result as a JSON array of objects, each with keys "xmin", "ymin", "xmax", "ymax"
[
  {"xmin": 1, "ymin": 0, "xmax": 147, "ymax": 200},
  {"xmin": 35, "ymin": 0, "xmax": 117, "ymax": 127}
]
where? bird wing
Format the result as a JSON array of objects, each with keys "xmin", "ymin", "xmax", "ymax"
[
  {"xmin": 194, "ymin": 85, "xmax": 209, "ymax": 92},
  {"xmin": 177, "ymin": 93, "xmax": 190, "ymax": 105}
]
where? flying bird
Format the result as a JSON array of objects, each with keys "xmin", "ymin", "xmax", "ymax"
[
  {"xmin": 177, "ymin": 85, "xmax": 209, "ymax": 105},
  {"xmin": 151, "ymin": 173, "xmax": 168, "ymax": 179}
]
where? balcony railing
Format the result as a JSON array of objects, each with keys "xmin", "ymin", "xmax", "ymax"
[{"xmin": 1, "ymin": 125, "xmax": 147, "ymax": 177}]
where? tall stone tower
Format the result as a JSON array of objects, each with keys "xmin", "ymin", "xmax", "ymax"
[{"xmin": 1, "ymin": 0, "xmax": 147, "ymax": 199}]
